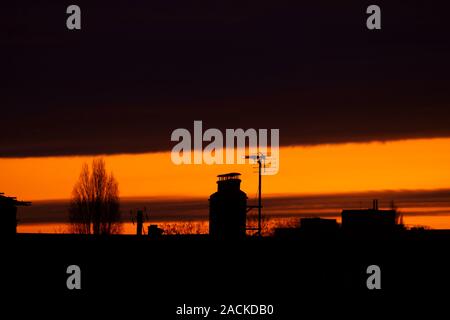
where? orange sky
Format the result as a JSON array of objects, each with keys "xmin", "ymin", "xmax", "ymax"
[{"xmin": 1, "ymin": 137, "xmax": 450, "ymax": 201}]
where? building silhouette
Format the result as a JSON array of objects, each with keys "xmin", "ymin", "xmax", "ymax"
[
  {"xmin": 148, "ymin": 224, "xmax": 163, "ymax": 238},
  {"xmin": 341, "ymin": 200, "xmax": 398, "ymax": 234},
  {"xmin": 0, "ymin": 193, "xmax": 31, "ymax": 236},
  {"xmin": 209, "ymin": 173, "xmax": 247, "ymax": 239}
]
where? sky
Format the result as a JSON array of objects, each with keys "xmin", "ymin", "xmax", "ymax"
[
  {"xmin": 6, "ymin": 137, "xmax": 450, "ymax": 230},
  {"xmin": 2, "ymin": 138, "xmax": 450, "ymax": 201},
  {"xmin": 3, "ymin": 1, "xmax": 450, "ymax": 157},
  {"xmin": 2, "ymin": 1, "xmax": 450, "ymax": 230}
]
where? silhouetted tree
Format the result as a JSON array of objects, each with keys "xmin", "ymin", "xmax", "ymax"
[{"xmin": 69, "ymin": 158, "xmax": 121, "ymax": 235}]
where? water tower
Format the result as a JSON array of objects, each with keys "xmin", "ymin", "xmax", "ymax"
[{"xmin": 209, "ymin": 173, "xmax": 247, "ymax": 239}]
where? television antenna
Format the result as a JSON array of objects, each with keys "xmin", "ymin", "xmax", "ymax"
[{"xmin": 244, "ymin": 152, "xmax": 275, "ymax": 237}]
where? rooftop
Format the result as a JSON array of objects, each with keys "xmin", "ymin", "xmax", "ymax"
[
  {"xmin": 217, "ymin": 172, "xmax": 241, "ymax": 181},
  {"xmin": 0, "ymin": 193, "xmax": 31, "ymax": 207}
]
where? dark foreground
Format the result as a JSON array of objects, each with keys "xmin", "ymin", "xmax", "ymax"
[{"xmin": 4, "ymin": 231, "xmax": 450, "ymax": 318}]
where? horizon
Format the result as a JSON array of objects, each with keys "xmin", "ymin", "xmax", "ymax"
[
  {"xmin": 15, "ymin": 187, "xmax": 450, "ymax": 231},
  {"xmin": 4, "ymin": 137, "xmax": 450, "ymax": 231}
]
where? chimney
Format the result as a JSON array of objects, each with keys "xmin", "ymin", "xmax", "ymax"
[
  {"xmin": 136, "ymin": 210, "xmax": 143, "ymax": 236},
  {"xmin": 373, "ymin": 199, "xmax": 379, "ymax": 210}
]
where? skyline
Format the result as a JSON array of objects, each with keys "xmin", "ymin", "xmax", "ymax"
[
  {"xmin": 5, "ymin": 134, "xmax": 450, "ymax": 231},
  {"xmin": 4, "ymin": 1, "xmax": 450, "ymax": 235},
  {"xmin": 15, "ymin": 189, "xmax": 450, "ymax": 232}
]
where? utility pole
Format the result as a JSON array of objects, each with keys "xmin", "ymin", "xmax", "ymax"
[
  {"xmin": 257, "ymin": 155, "xmax": 262, "ymax": 237},
  {"xmin": 245, "ymin": 153, "xmax": 264, "ymax": 237}
]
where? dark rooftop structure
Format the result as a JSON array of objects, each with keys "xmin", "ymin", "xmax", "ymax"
[
  {"xmin": 341, "ymin": 200, "xmax": 399, "ymax": 234},
  {"xmin": 0, "ymin": 193, "xmax": 31, "ymax": 236},
  {"xmin": 216, "ymin": 173, "xmax": 243, "ymax": 191}
]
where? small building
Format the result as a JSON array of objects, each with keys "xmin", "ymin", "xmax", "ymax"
[
  {"xmin": 0, "ymin": 193, "xmax": 31, "ymax": 236},
  {"xmin": 209, "ymin": 173, "xmax": 247, "ymax": 239},
  {"xmin": 147, "ymin": 224, "xmax": 163, "ymax": 238},
  {"xmin": 341, "ymin": 200, "xmax": 398, "ymax": 233}
]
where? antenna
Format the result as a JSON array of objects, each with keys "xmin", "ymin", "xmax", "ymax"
[{"xmin": 244, "ymin": 152, "xmax": 265, "ymax": 237}]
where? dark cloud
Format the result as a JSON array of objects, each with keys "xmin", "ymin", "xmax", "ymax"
[{"xmin": 3, "ymin": 1, "xmax": 450, "ymax": 157}]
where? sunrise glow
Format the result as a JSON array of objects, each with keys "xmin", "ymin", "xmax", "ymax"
[{"xmin": 1, "ymin": 137, "xmax": 449, "ymax": 201}]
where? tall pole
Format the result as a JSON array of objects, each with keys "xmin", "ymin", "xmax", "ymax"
[
  {"xmin": 244, "ymin": 154, "xmax": 263, "ymax": 237},
  {"xmin": 136, "ymin": 210, "xmax": 143, "ymax": 236},
  {"xmin": 258, "ymin": 156, "xmax": 262, "ymax": 237}
]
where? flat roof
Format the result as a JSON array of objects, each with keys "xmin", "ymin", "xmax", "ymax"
[{"xmin": 217, "ymin": 172, "xmax": 241, "ymax": 177}]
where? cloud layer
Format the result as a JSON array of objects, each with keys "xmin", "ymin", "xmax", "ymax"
[{"xmin": 3, "ymin": 1, "xmax": 450, "ymax": 157}]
